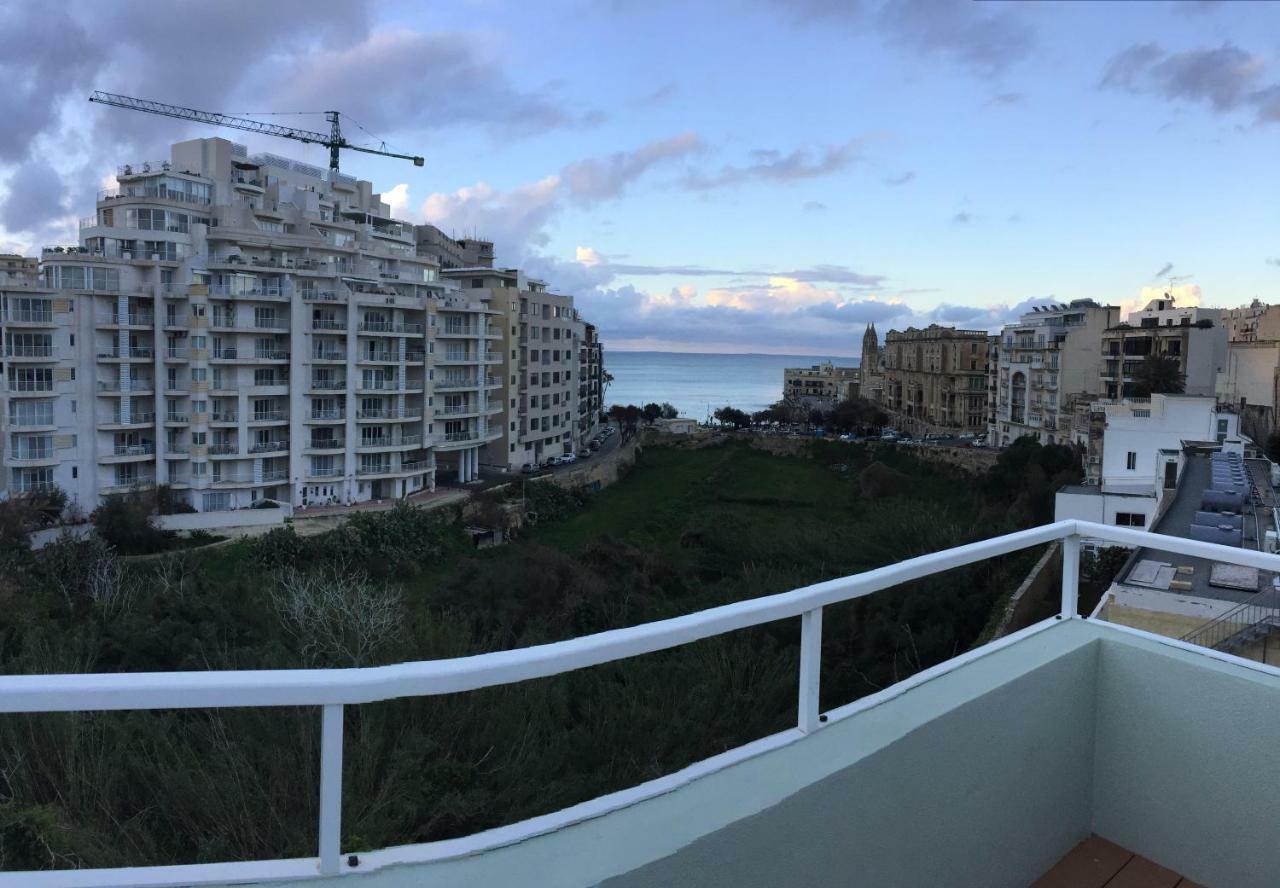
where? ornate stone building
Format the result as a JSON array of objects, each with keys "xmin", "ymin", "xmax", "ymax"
[{"xmin": 882, "ymin": 324, "xmax": 989, "ymax": 433}]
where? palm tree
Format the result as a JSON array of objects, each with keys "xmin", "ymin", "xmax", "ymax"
[{"xmin": 1129, "ymin": 354, "xmax": 1185, "ymax": 397}]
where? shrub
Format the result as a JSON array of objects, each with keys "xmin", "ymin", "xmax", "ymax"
[
  {"xmin": 858, "ymin": 461, "xmax": 911, "ymax": 499},
  {"xmin": 91, "ymin": 491, "xmax": 174, "ymax": 556}
]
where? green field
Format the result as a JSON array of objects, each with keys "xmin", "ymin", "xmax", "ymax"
[{"xmin": 0, "ymin": 437, "xmax": 1060, "ymax": 870}]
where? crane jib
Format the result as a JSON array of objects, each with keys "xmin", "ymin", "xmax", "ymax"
[{"xmin": 88, "ymin": 90, "xmax": 423, "ymax": 174}]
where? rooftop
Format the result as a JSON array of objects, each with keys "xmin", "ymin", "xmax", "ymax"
[{"xmin": 6, "ymin": 521, "xmax": 1280, "ymax": 888}]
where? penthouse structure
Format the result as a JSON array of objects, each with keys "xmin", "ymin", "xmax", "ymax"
[
  {"xmin": 0, "ymin": 138, "xmax": 599, "ymax": 513},
  {"xmin": 1100, "ymin": 295, "xmax": 1226, "ymax": 399},
  {"xmin": 881, "ymin": 324, "xmax": 988, "ymax": 433}
]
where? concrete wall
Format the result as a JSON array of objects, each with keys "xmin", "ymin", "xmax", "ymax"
[
  {"xmin": 545, "ymin": 439, "xmax": 640, "ymax": 491},
  {"xmin": 1092, "ymin": 632, "xmax": 1280, "ymax": 888},
  {"xmin": 603, "ymin": 637, "xmax": 1097, "ymax": 888},
  {"xmin": 1055, "ymin": 489, "xmax": 1159, "ymax": 530},
  {"xmin": 154, "ymin": 505, "xmax": 289, "ymax": 532}
]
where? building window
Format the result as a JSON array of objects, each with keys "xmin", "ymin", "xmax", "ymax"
[
  {"xmin": 1126, "ymin": 452, "xmax": 1136, "ymax": 470},
  {"xmin": 1115, "ymin": 513, "xmax": 1146, "ymax": 527}
]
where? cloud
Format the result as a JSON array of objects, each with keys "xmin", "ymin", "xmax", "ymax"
[
  {"xmin": 416, "ymin": 133, "xmax": 701, "ymax": 258},
  {"xmin": 1153, "ymin": 262, "xmax": 1174, "ymax": 278},
  {"xmin": 773, "ymin": 0, "xmax": 1034, "ymax": 78},
  {"xmin": 636, "ymin": 83, "xmax": 677, "ymax": 106},
  {"xmin": 951, "ymin": 211, "xmax": 973, "ymax": 225},
  {"xmin": 276, "ymin": 28, "xmax": 600, "ymax": 140},
  {"xmin": 1099, "ymin": 41, "xmax": 1280, "ymax": 124},
  {"xmin": 0, "ymin": 159, "xmax": 69, "ymax": 233},
  {"xmin": 876, "ymin": 0, "xmax": 1034, "ymax": 77},
  {"xmin": 986, "ymin": 92, "xmax": 1023, "ymax": 107},
  {"xmin": 883, "ymin": 171, "xmax": 915, "ymax": 186},
  {"xmin": 571, "ymin": 249, "xmax": 886, "ymax": 286},
  {"xmin": 802, "ymin": 201, "xmax": 827, "ymax": 212},
  {"xmin": 560, "ymin": 132, "xmax": 703, "ymax": 206},
  {"xmin": 680, "ymin": 138, "xmax": 866, "ymax": 190},
  {"xmin": 1267, "ymin": 258, "xmax": 1280, "ymax": 268}
]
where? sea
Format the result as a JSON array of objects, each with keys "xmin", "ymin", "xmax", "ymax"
[{"xmin": 604, "ymin": 351, "xmax": 858, "ymax": 421}]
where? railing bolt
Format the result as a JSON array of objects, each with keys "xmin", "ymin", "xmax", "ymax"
[
  {"xmin": 819, "ymin": 714, "xmax": 828, "ymax": 723},
  {"xmin": 348, "ymin": 854, "xmax": 360, "ymax": 868}
]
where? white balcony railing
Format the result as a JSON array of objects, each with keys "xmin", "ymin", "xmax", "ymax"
[{"xmin": 2, "ymin": 520, "xmax": 1276, "ymax": 885}]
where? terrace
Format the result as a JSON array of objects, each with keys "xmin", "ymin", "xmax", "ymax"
[{"xmin": 2, "ymin": 521, "xmax": 1278, "ymax": 887}]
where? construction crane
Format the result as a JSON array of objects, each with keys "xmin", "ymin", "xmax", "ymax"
[{"xmin": 88, "ymin": 91, "xmax": 424, "ymax": 173}]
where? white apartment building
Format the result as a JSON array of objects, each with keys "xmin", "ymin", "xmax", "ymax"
[
  {"xmin": 1055, "ymin": 394, "xmax": 1240, "ymax": 533},
  {"xmin": 993, "ymin": 300, "xmax": 1118, "ymax": 447},
  {"xmin": 0, "ymin": 137, "xmax": 598, "ymax": 514}
]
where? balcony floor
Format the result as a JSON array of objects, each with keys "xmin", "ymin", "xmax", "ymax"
[{"xmin": 1035, "ymin": 835, "xmax": 1200, "ymax": 887}]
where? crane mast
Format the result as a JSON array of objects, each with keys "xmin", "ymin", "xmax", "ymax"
[{"xmin": 88, "ymin": 91, "xmax": 424, "ymax": 173}]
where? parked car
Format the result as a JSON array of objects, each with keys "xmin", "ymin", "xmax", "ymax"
[
  {"xmin": 577, "ymin": 451, "xmax": 592, "ymax": 460},
  {"xmin": 879, "ymin": 432, "xmax": 899, "ymax": 441},
  {"xmin": 589, "ymin": 441, "xmax": 601, "ymax": 451},
  {"xmin": 521, "ymin": 462, "xmax": 539, "ymax": 474}
]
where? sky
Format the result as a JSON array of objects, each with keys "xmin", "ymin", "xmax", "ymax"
[{"xmin": 2, "ymin": 0, "xmax": 1279, "ymax": 356}]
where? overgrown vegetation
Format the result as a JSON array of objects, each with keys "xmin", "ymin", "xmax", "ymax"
[{"xmin": 0, "ymin": 439, "xmax": 1070, "ymax": 870}]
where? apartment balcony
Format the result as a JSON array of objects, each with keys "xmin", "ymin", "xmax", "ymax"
[
  {"xmin": 99, "ymin": 474, "xmax": 156, "ymax": 495},
  {"xmin": 309, "ymin": 380, "xmax": 348, "ymax": 392},
  {"xmin": 165, "ymin": 445, "xmax": 191, "ymax": 458},
  {"xmin": 355, "ymin": 408, "xmax": 422, "ymax": 422},
  {"xmin": 307, "ymin": 467, "xmax": 344, "ymax": 479},
  {"xmin": 164, "ymin": 412, "xmax": 189, "ymax": 425},
  {"xmin": 435, "ymin": 353, "xmax": 482, "ymax": 366},
  {"xmin": 357, "ymin": 321, "xmax": 424, "ymax": 336},
  {"xmin": 307, "ymin": 409, "xmax": 346, "ymax": 423},
  {"xmin": 10, "ymin": 521, "xmax": 1280, "ymax": 888},
  {"xmin": 208, "ymin": 284, "xmax": 290, "ymax": 301},
  {"xmin": 4, "ymin": 309, "xmax": 56, "ymax": 327},
  {"xmin": 356, "ymin": 433, "xmax": 422, "ymax": 452},
  {"xmin": 248, "ymin": 410, "xmax": 287, "ymax": 425},
  {"xmin": 97, "ymin": 346, "xmax": 155, "ymax": 362},
  {"xmin": 437, "ymin": 325, "xmax": 481, "ymax": 337},
  {"xmin": 163, "ymin": 347, "xmax": 189, "ymax": 362},
  {"xmin": 94, "ymin": 310, "xmax": 152, "ymax": 327},
  {"xmin": 101, "ymin": 412, "xmax": 156, "ymax": 429},
  {"xmin": 261, "ymin": 468, "xmax": 289, "ymax": 483},
  {"xmin": 311, "ymin": 349, "xmax": 347, "ymax": 363},
  {"xmin": 355, "ymin": 380, "xmax": 401, "ymax": 394},
  {"xmin": 357, "ymin": 351, "xmax": 399, "ymax": 364},
  {"xmin": 5, "ymin": 448, "xmax": 58, "ymax": 466},
  {"xmin": 311, "ymin": 318, "xmax": 347, "ymax": 332},
  {"xmin": 252, "ymin": 349, "xmax": 291, "ymax": 362},
  {"xmin": 248, "ymin": 440, "xmax": 290, "ymax": 454},
  {"xmin": 209, "ymin": 411, "xmax": 239, "ymax": 425},
  {"xmin": 300, "ymin": 290, "xmax": 343, "ymax": 303},
  {"xmin": 305, "ymin": 438, "xmax": 345, "ymax": 453},
  {"xmin": 437, "ymin": 404, "xmax": 483, "ymax": 418},
  {"xmin": 356, "ymin": 458, "xmax": 429, "ymax": 478},
  {"xmin": 95, "ymin": 381, "xmax": 154, "ymax": 397},
  {"xmin": 4, "ymin": 344, "xmax": 55, "ymax": 361},
  {"xmin": 207, "ymin": 443, "xmax": 240, "ymax": 457}
]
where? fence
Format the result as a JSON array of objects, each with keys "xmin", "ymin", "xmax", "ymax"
[{"xmin": 1, "ymin": 520, "xmax": 1279, "ymax": 885}]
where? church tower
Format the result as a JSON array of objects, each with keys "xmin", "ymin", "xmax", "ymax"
[{"xmin": 860, "ymin": 324, "xmax": 882, "ymax": 402}]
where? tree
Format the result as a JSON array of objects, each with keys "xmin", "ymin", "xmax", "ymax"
[
  {"xmin": 660, "ymin": 402, "xmax": 678, "ymax": 419},
  {"xmin": 828, "ymin": 397, "xmax": 887, "ymax": 434},
  {"xmin": 713, "ymin": 406, "xmax": 751, "ymax": 429},
  {"xmin": 642, "ymin": 403, "xmax": 663, "ymax": 424},
  {"xmin": 808, "ymin": 408, "xmax": 827, "ymax": 428},
  {"xmin": 1129, "ymin": 354, "xmax": 1185, "ymax": 397},
  {"xmin": 91, "ymin": 490, "xmax": 174, "ymax": 555}
]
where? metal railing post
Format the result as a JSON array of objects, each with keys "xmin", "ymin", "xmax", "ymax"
[
  {"xmin": 318, "ymin": 703, "xmax": 344, "ymax": 875},
  {"xmin": 1060, "ymin": 533, "xmax": 1081, "ymax": 619},
  {"xmin": 798, "ymin": 607, "xmax": 823, "ymax": 733}
]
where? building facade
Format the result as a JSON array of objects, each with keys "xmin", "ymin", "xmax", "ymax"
[
  {"xmin": 782, "ymin": 361, "xmax": 858, "ymax": 410},
  {"xmin": 881, "ymin": 325, "xmax": 988, "ymax": 432},
  {"xmin": 993, "ymin": 300, "xmax": 1119, "ymax": 447},
  {"xmin": 577, "ymin": 322, "xmax": 603, "ymax": 451},
  {"xmin": 0, "ymin": 137, "xmax": 599, "ymax": 515},
  {"xmin": 1100, "ymin": 296, "xmax": 1226, "ymax": 400}
]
